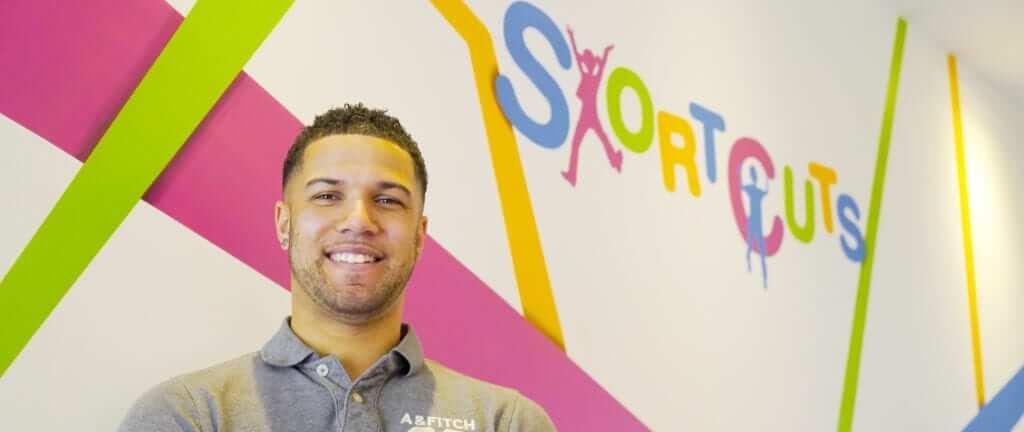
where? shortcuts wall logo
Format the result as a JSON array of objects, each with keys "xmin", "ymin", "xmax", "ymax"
[{"xmin": 493, "ymin": 1, "xmax": 866, "ymax": 288}]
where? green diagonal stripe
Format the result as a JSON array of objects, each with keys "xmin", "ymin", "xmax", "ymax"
[
  {"xmin": 837, "ymin": 18, "xmax": 907, "ymax": 432},
  {"xmin": 0, "ymin": 0, "xmax": 293, "ymax": 377}
]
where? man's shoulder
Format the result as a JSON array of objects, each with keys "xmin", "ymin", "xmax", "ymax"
[
  {"xmin": 421, "ymin": 358, "xmax": 519, "ymax": 398},
  {"xmin": 420, "ymin": 359, "xmax": 556, "ymax": 430},
  {"xmin": 118, "ymin": 353, "xmax": 262, "ymax": 432},
  {"xmin": 173, "ymin": 352, "xmax": 261, "ymax": 390},
  {"xmin": 142, "ymin": 352, "xmax": 259, "ymax": 395}
]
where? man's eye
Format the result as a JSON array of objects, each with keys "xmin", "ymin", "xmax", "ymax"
[
  {"xmin": 313, "ymin": 193, "xmax": 339, "ymax": 201},
  {"xmin": 376, "ymin": 197, "xmax": 404, "ymax": 207}
]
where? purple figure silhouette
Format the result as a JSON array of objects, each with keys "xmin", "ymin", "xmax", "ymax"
[
  {"xmin": 561, "ymin": 26, "xmax": 622, "ymax": 186},
  {"xmin": 742, "ymin": 166, "xmax": 769, "ymax": 289}
]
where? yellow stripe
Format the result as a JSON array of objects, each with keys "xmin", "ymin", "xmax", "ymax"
[
  {"xmin": 948, "ymin": 54, "xmax": 986, "ymax": 409},
  {"xmin": 431, "ymin": 0, "xmax": 565, "ymax": 350}
]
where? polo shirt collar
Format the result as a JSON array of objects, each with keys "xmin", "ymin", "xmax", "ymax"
[
  {"xmin": 260, "ymin": 317, "xmax": 425, "ymax": 376},
  {"xmin": 393, "ymin": 325, "xmax": 425, "ymax": 377},
  {"xmin": 260, "ymin": 318, "xmax": 316, "ymax": 367}
]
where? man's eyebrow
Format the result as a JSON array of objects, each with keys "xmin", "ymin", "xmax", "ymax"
[
  {"xmin": 305, "ymin": 177, "xmax": 339, "ymax": 189},
  {"xmin": 378, "ymin": 181, "xmax": 412, "ymax": 197},
  {"xmin": 304, "ymin": 178, "xmax": 411, "ymax": 196}
]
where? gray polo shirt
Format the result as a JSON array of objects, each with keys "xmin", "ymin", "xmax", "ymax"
[{"xmin": 119, "ymin": 319, "xmax": 555, "ymax": 431}]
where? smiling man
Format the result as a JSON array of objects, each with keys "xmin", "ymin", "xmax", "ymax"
[{"xmin": 119, "ymin": 104, "xmax": 556, "ymax": 432}]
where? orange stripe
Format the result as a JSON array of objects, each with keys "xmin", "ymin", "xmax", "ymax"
[
  {"xmin": 430, "ymin": 0, "xmax": 565, "ymax": 350},
  {"xmin": 948, "ymin": 53, "xmax": 986, "ymax": 409}
]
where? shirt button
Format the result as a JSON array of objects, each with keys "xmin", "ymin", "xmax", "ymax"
[
  {"xmin": 315, "ymin": 364, "xmax": 329, "ymax": 377},
  {"xmin": 351, "ymin": 392, "xmax": 364, "ymax": 403}
]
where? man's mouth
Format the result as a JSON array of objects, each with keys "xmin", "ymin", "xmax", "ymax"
[
  {"xmin": 323, "ymin": 244, "xmax": 385, "ymax": 266},
  {"xmin": 327, "ymin": 252, "xmax": 382, "ymax": 264}
]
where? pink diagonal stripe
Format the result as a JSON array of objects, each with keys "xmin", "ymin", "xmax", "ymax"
[{"xmin": 0, "ymin": 1, "xmax": 647, "ymax": 429}]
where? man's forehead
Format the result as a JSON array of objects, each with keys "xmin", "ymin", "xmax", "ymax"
[
  {"xmin": 305, "ymin": 134, "xmax": 409, "ymax": 161},
  {"xmin": 305, "ymin": 134, "xmax": 413, "ymax": 169},
  {"xmin": 300, "ymin": 134, "xmax": 416, "ymax": 181}
]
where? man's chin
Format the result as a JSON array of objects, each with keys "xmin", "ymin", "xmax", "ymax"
[
  {"xmin": 316, "ymin": 283, "xmax": 398, "ymax": 318},
  {"xmin": 322, "ymin": 296, "xmax": 398, "ymax": 324}
]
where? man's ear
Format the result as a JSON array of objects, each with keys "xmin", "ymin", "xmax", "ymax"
[
  {"xmin": 274, "ymin": 201, "xmax": 291, "ymax": 250},
  {"xmin": 416, "ymin": 215, "xmax": 428, "ymax": 256}
]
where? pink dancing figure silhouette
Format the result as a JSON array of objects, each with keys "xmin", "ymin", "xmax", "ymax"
[{"xmin": 562, "ymin": 26, "xmax": 622, "ymax": 186}]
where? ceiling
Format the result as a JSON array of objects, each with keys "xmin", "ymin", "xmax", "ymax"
[{"xmin": 880, "ymin": 0, "xmax": 1024, "ymax": 105}]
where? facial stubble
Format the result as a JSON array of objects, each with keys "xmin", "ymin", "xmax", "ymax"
[{"xmin": 290, "ymin": 231, "xmax": 421, "ymax": 324}]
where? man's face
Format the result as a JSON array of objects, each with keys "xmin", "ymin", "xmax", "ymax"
[{"xmin": 276, "ymin": 134, "xmax": 427, "ymax": 324}]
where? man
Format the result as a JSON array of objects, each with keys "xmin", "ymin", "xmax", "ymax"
[{"xmin": 119, "ymin": 104, "xmax": 556, "ymax": 431}]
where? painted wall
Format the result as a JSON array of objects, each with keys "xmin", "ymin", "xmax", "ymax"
[{"xmin": 0, "ymin": 0, "xmax": 1020, "ymax": 430}]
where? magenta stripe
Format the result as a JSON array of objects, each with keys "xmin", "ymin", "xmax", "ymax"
[
  {"xmin": 0, "ymin": 0, "xmax": 184, "ymax": 161},
  {"xmin": 0, "ymin": 1, "xmax": 646, "ymax": 429},
  {"xmin": 145, "ymin": 73, "xmax": 298, "ymax": 286},
  {"xmin": 408, "ymin": 238, "xmax": 647, "ymax": 430}
]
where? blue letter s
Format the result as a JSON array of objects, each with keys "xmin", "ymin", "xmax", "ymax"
[
  {"xmin": 837, "ymin": 193, "xmax": 865, "ymax": 262},
  {"xmin": 495, "ymin": 1, "xmax": 571, "ymax": 148}
]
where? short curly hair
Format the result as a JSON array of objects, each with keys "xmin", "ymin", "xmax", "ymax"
[{"xmin": 282, "ymin": 103, "xmax": 427, "ymax": 199}]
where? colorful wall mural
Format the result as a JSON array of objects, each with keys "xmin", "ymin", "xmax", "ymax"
[{"xmin": 1, "ymin": 1, "xmax": 1022, "ymax": 430}]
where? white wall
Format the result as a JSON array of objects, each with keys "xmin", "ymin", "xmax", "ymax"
[
  {"xmin": 1, "ymin": 1, "xmax": 1020, "ymax": 430},
  {"xmin": 958, "ymin": 60, "xmax": 1024, "ymax": 407}
]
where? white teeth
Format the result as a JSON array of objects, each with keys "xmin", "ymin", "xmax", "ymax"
[{"xmin": 329, "ymin": 252, "xmax": 376, "ymax": 264}]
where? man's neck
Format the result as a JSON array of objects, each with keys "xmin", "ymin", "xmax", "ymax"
[{"xmin": 290, "ymin": 298, "xmax": 403, "ymax": 381}]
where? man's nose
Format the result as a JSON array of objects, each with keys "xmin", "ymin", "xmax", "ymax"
[{"xmin": 336, "ymin": 199, "xmax": 379, "ymax": 235}]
